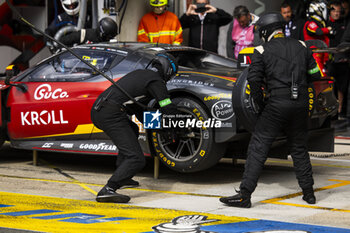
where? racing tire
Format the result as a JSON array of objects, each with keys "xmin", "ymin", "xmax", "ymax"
[
  {"xmin": 150, "ymin": 97, "xmax": 226, "ymax": 173},
  {"xmin": 232, "ymin": 68, "xmax": 259, "ymax": 132},
  {"xmin": 232, "ymin": 68, "xmax": 317, "ymax": 133}
]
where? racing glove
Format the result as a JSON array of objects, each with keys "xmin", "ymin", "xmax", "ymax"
[{"xmin": 159, "ymin": 100, "xmax": 179, "ymax": 116}]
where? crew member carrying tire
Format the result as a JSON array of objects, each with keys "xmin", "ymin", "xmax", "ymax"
[
  {"xmin": 220, "ymin": 12, "xmax": 323, "ymax": 208},
  {"xmin": 91, "ymin": 53, "xmax": 178, "ymax": 203}
]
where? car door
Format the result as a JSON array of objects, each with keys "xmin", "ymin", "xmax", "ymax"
[{"xmin": 6, "ymin": 49, "xmax": 117, "ymax": 141}]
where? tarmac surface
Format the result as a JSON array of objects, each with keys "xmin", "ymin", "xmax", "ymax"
[{"xmin": 0, "ymin": 135, "xmax": 350, "ymax": 233}]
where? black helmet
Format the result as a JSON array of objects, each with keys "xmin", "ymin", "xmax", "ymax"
[
  {"xmin": 151, "ymin": 53, "xmax": 178, "ymax": 81},
  {"xmin": 255, "ymin": 12, "xmax": 285, "ymax": 41},
  {"xmin": 98, "ymin": 17, "xmax": 118, "ymax": 41}
]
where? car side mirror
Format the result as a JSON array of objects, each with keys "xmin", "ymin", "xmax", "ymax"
[{"xmin": 5, "ymin": 65, "xmax": 27, "ymax": 92}]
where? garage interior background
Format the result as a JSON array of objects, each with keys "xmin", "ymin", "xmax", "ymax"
[{"xmin": 0, "ymin": 0, "xmax": 280, "ymax": 71}]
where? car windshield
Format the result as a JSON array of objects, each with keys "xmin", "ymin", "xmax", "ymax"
[{"xmin": 20, "ymin": 49, "xmax": 117, "ymax": 82}]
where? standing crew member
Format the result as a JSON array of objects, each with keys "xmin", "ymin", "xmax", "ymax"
[
  {"xmin": 138, "ymin": 0, "xmax": 183, "ymax": 45},
  {"xmin": 91, "ymin": 53, "xmax": 178, "ymax": 203},
  {"xmin": 220, "ymin": 13, "xmax": 323, "ymax": 208}
]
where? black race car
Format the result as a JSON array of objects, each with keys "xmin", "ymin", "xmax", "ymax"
[{"xmin": 0, "ymin": 42, "xmax": 337, "ymax": 173}]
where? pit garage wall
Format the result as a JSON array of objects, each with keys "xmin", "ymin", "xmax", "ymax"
[
  {"xmin": 0, "ymin": 0, "xmax": 281, "ymax": 71},
  {"xmin": 115, "ymin": 0, "xmax": 281, "ymax": 57}
]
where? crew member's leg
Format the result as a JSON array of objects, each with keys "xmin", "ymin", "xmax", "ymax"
[
  {"xmin": 91, "ymin": 104, "xmax": 145, "ymax": 203},
  {"xmin": 287, "ymin": 103, "xmax": 315, "ymax": 204},
  {"xmin": 220, "ymin": 99, "xmax": 286, "ymax": 207},
  {"xmin": 104, "ymin": 118, "xmax": 145, "ymax": 189},
  {"xmin": 240, "ymin": 102, "xmax": 285, "ymax": 194}
]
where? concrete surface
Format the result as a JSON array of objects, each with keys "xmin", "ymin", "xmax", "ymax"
[{"xmin": 0, "ymin": 138, "xmax": 350, "ymax": 232}]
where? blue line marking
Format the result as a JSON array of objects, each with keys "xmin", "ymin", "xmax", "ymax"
[
  {"xmin": 0, "ymin": 204, "xmax": 13, "ymax": 208},
  {"xmin": 201, "ymin": 220, "xmax": 350, "ymax": 233},
  {"xmin": 34, "ymin": 213, "xmax": 131, "ymax": 224},
  {"xmin": 0, "ymin": 209, "xmax": 60, "ymax": 216},
  {"xmin": 61, "ymin": 216, "xmax": 131, "ymax": 224},
  {"xmin": 33, "ymin": 213, "xmax": 93, "ymax": 220}
]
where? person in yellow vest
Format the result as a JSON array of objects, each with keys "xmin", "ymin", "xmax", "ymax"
[{"xmin": 137, "ymin": 0, "xmax": 183, "ymax": 45}]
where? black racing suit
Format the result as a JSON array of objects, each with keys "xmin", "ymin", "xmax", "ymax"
[
  {"xmin": 240, "ymin": 34, "xmax": 323, "ymax": 196},
  {"xmin": 59, "ymin": 28, "xmax": 101, "ymax": 47},
  {"xmin": 91, "ymin": 69, "xmax": 175, "ymax": 190},
  {"xmin": 45, "ymin": 12, "xmax": 92, "ymax": 38},
  {"xmin": 45, "ymin": 13, "xmax": 79, "ymax": 38}
]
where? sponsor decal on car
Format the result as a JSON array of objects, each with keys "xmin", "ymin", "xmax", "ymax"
[
  {"xmin": 79, "ymin": 143, "xmax": 117, "ymax": 151},
  {"xmin": 42, "ymin": 142, "xmax": 54, "ymax": 148},
  {"xmin": 204, "ymin": 93, "xmax": 232, "ymax": 101},
  {"xmin": 34, "ymin": 84, "xmax": 69, "ymax": 100},
  {"xmin": 132, "ymin": 115, "xmax": 145, "ymax": 133},
  {"xmin": 60, "ymin": 143, "xmax": 74, "ymax": 149},
  {"xmin": 211, "ymin": 100, "xmax": 234, "ymax": 121},
  {"xmin": 169, "ymin": 79, "xmax": 214, "ymax": 87},
  {"xmin": 21, "ymin": 110, "xmax": 68, "ymax": 126}
]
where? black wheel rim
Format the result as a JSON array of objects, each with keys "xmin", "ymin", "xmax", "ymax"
[{"xmin": 156, "ymin": 109, "xmax": 204, "ymax": 162}]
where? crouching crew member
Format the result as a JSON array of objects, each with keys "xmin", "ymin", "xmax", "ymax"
[
  {"xmin": 220, "ymin": 12, "xmax": 323, "ymax": 208},
  {"xmin": 91, "ymin": 53, "xmax": 178, "ymax": 203}
]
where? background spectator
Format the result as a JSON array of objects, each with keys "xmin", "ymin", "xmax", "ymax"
[
  {"xmin": 226, "ymin": 5, "xmax": 259, "ymax": 59},
  {"xmin": 328, "ymin": 0, "xmax": 348, "ymax": 117},
  {"xmin": 137, "ymin": 0, "xmax": 183, "ymax": 45},
  {"xmin": 180, "ymin": 0, "xmax": 232, "ymax": 53},
  {"xmin": 341, "ymin": 0, "xmax": 350, "ymax": 25},
  {"xmin": 284, "ymin": 0, "xmax": 308, "ymax": 20},
  {"xmin": 280, "ymin": 1, "xmax": 305, "ymax": 40}
]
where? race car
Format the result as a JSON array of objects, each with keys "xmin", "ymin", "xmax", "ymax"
[{"xmin": 0, "ymin": 42, "xmax": 338, "ymax": 173}]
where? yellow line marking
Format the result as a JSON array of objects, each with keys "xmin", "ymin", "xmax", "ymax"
[
  {"xmin": 261, "ymin": 179, "xmax": 350, "ymax": 213},
  {"xmin": 0, "ymin": 191, "xmax": 255, "ymax": 233}
]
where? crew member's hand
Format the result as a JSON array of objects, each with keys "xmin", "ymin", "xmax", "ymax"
[
  {"xmin": 327, "ymin": 26, "xmax": 334, "ymax": 34},
  {"xmin": 205, "ymin": 4, "xmax": 217, "ymax": 13},
  {"xmin": 186, "ymin": 4, "xmax": 198, "ymax": 16},
  {"xmin": 161, "ymin": 103, "xmax": 179, "ymax": 116}
]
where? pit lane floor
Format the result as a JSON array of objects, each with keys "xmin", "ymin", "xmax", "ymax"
[{"xmin": 0, "ymin": 137, "xmax": 350, "ymax": 233}]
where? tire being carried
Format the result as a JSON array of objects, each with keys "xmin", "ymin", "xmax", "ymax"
[{"xmin": 150, "ymin": 97, "xmax": 226, "ymax": 173}]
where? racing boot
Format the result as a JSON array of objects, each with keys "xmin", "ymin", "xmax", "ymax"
[
  {"xmin": 96, "ymin": 185, "xmax": 130, "ymax": 203},
  {"xmin": 118, "ymin": 178, "xmax": 140, "ymax": 189},
  {"xmin": 302, "ymin": 188, "xmax": 316, "ymax": 204},
  {"xmin": 219, "ymin": 189, "xmax": 251, "ymax": 208}
]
